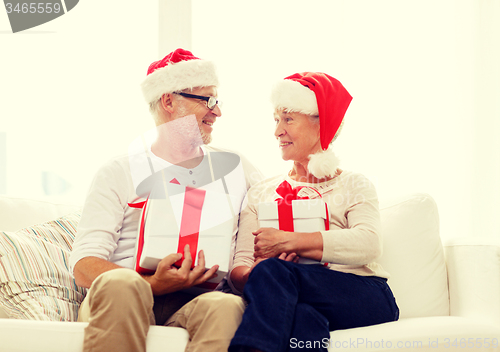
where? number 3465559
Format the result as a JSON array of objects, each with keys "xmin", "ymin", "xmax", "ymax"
[{"xmin": 5, "ymin": 3, "xmax": 62, "ymax": 14}]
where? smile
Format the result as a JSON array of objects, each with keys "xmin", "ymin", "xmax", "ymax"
[
  {"xmin": 203, "ymin": 120, "xmax": 213, "ymax": 126},
  {"xmin": 280, "ymin": 142, "xmax": 292, "ymax": 147}
]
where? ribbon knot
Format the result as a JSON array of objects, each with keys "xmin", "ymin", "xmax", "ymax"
[
  {"xmin": 274, "ymin": 180, "xmax": 329, "ymax": 233},
  {"xmin": 276, "ymin": 180, "xmax": 308, "ymax": 203},
  {"xmin": 275, "ymin": 181, "xmax": 308, "ymax": 232}
]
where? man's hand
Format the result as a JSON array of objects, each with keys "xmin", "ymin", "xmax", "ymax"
[{"xmin": 145, "ymin": 245, "xmax": 218, "ymax": 296}]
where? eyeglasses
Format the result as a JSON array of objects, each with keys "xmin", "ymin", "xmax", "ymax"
[{"xmin": 174, "ymin": 92, "xmax": 220, "ymax": 110}]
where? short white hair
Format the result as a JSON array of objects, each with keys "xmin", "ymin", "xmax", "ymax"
[{"xmin": 148, "ymin": 88, "xmax": 195, "ymax": 124}]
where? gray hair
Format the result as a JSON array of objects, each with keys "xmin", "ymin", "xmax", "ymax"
[
  {"xmin": 149, "ymin": 88, "xmax": 196, "ymax": 119},
  {"xmin": 307, "ymin": 114, "xmax": 344, "ymax": 143},
  {"xmin": 149, "ymin": 98, "xmax": 162, "ymax": 117},
  {"xmin": 307, "ymin": 114, "xmax": 320, "ymax": 124}
]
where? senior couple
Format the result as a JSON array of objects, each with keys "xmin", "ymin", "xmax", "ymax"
[{"xmin": 69, "ymin": 48, "xmax": 399, "ymax": 352}]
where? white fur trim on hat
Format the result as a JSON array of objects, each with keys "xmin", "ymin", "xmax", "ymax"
[
  {"xmin": 141, "ymin": 59, "xmax": 218, "ymax": 104},
  {"xmin": 271, "ymin": 79, "xmax": 318, "ymax": 115},
  {"xmin": 307, "ymin": 146, "xmax": 340, "ymax": 178}
]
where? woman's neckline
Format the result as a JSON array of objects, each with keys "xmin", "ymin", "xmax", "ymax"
[{"xmin": 286, "ymin": 168, "xmax": 344, "ymax": 185}]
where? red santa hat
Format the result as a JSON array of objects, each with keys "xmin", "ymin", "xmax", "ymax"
[
  {"xmin": 271, "ymin": 72, "xmax": 353, "ymax": 177},
  {"xmin": 141, "ymin": 48, "xmax": 219, "ymax": 104}
]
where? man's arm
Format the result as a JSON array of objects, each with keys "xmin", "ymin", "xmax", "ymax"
[
  {"xmin": 73, "ymin": 256, "xmax": 122, "ymax": 289},
  {"xmin": 74, "ymin": 245, "xmax": 219, "ymax": 296}
]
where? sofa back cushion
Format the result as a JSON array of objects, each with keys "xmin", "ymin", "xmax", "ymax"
[
  {"xmin": 0, "ymin": 195, "xmax": 81, "ymax": 232},
  {"xmin": 0, "ymin": 211, "xmax": 86, "ymax": 320},
  {"xmin": 378, "ymin": 193, "xmax": 449, "ymax": 319}
]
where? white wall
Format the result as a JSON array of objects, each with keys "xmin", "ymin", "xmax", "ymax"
[
  {"xmin": 190, "ymin": 0, "xmax": 500, "ymax": 242},
  {"xmin": 469, "ymin": 0, "xmax": 500, "ymax": 243},
  {"xmin": 0, "ymin": 0, "xmax": 159, "ymax": 203},
  {"xmin": 1, "ymin": 1, "xmax": 498, "ymax": 242}
]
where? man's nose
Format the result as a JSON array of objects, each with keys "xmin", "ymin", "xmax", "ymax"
[{"xmin": 212, "ymin": 104, "xmax": 222, "ymax": 117}]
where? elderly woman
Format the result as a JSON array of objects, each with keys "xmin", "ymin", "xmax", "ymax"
[{"xmin": 228, "ymin": 72, "xmax": 399, "ymax": 352}]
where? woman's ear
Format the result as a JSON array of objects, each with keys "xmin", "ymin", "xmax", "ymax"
[{"xmin": 161, "ymin": 93, "xmax": 175, "ymax": 113}]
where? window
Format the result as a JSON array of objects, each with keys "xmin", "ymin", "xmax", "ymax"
[
  {"xmin": 190, "ymin": 0, "xmax": 500, "ymax": 241},
  {"xmin": 0, "ymin": 1, "xmax": 159, "ymax": 202}
]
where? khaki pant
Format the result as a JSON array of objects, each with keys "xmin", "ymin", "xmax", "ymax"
[{"xmin": 78, "ymin": 268, "xmax": 245, "ymax": 352}]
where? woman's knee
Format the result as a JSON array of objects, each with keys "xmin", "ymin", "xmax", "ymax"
[
  {"xmin": 252, "ymin": 257, "xmax": 287, "ymax": 276},
  {"xmin": 249, "ymin": 257, "xmax": 294, "ymax": 284},
  {"xmin": 295, "ymin": 303, "xmax": 328, "ymax": 327}
]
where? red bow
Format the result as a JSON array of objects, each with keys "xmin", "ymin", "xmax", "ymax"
[
  {"xmin": 275, "ymin": 180, "xmax": 330, "ymax": 233},
  {"xmin": 275, "ymin": 181, "xmax": 308, "ymax": 232}
]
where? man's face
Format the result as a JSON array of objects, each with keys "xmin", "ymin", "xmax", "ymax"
[{"xmin": 172, "ymin": 86, "xmax": 221, "ymax": 145}]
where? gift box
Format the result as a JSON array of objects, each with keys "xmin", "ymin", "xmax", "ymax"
[
  {"xmin": 258, "ymin": 197, "xmax": 329, "ymax": 264},
  {"xmin": 133, "ymin": 175, "xmax": 242, "ymax": 294}
]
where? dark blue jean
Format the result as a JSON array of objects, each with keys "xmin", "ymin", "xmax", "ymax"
[{"xmin": 229, "ymin": 258, "xmax": 399, "ymax": 352}]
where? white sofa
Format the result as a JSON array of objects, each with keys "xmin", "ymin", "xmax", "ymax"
[{"xmin": 1, "ymin": 193, "xmax": 499, "ymax": 352}]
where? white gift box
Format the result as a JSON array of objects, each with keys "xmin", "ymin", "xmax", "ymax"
[
  {"xmin": 258, "ymin": 198, "xmax": 329, "ymax": 264},
  {"xmin": 134, "ymin": 179, "xmax": 241, "ymax": 293}
]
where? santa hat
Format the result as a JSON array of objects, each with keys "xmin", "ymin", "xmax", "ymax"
[
  {"xmin": 141, "ymin": 48, "xmax": 219, "ymax": 104},
  {"xmin": 271, "ymin": 72, "xmax": 353, "ymax": 178}
]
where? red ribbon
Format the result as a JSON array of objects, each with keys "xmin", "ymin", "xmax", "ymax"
[
  {"xmin": 275, "ymin": 180, "xmax": 330, "ymax": 232},
  {"xmin": 129, "ymin": 201, "xmax": 147, "ymax": 209},
  {"xmin": 175, "ymin": 186, "xmax": 206, "ymax": 268},
  {"xmin": 275, "ymin": 181, "xmax": 307, "ymax": 232},
  {"xmin": 130, "ymin": 197, "xmax": 155, "ymax": 275},
  {"xmin": 129, "ymin": 179, "xmax": 206, "ymax": 273},
  {"xmin": 129, "ymin": 178, "xmax": 179, "ymax": 274}
]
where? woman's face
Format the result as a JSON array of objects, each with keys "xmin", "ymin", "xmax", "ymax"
[{"xmin": 274, "ymin": 109, "xmax": 321, "ymax": 165}]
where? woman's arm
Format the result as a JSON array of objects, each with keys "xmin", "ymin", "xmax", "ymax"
[
  {"xmin": 228, "ymin": 193, "xmax": 260, "ymax": 294},
  {"xmin": 320, "ymin": 173, "xmax": 382, "ymax": 265},
  {"xmin": 230, "ymin": 265, "xmax": 254, "ymax": 293}
]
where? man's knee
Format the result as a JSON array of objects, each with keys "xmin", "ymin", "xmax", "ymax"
[
  {"xmin": 195, "ymin": 292, "xmax": 245, "ymax": 315},
  {"xmin": 91, "ymin": 268, "xmax": 152, "ymax": 301}
]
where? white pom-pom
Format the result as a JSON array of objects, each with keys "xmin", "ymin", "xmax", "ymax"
[{"xmin": 307, "ymin": 146, "xmax": 340, "ymax": 178}]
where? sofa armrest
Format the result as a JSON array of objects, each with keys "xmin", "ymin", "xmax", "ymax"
[{"xmin": 444, "ymin": 238, "xmax": 500, "ymax": 327}]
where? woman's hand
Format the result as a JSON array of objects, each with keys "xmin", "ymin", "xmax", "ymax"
[
  {"xmin": 254, "ymin": 227, "xmax": 324, "ymax": 262},
  {"xmin": 278, "ymin": 252, "xmax": 300, "ymax": 263},
  {"xmin": 253, "ymin": 227, "xmax": 291, "ymax": 260},
  {"xmin": 144, "ymin": 244, "xmax": 218, "ymax": 296}
]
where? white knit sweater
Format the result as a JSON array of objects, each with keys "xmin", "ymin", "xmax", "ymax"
[{"xmin": 229, "ymin": 170, "xmax": 390, "ymax": 293}]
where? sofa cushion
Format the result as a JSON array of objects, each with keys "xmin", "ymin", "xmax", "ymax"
[
  {"xmin": 0, "ymin": 319, "xmax": 190, "ymax": 352},
  {"xmin": 0, "ymin": 211, "xmax": 86, "ymax": 320},
  {"xmin": 0, "ymin": 195, "xmax": 82, "ymax": 232},
  {"xmin": 378, "ymin": 193, "xmax": 449, "ymax": 319}
]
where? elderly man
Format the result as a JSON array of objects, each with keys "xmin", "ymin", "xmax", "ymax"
[{"xmin": 69, "ymin": 48, "xmax": 262, "ymax": 352}]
